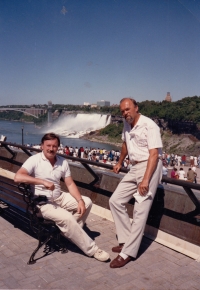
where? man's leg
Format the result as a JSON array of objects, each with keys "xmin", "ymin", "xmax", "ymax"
[
  {"xmin": 110, "ymin": 160, "xmax": 162, "ymax": 268},
  {"xmin": 57, "ymin": 192, "xmax": 92, "ymax": 227},
  {"xmin": 109, "ymin": 166, "xmax": 138, "ymax": 244},
  {"xmin": 39, "ymin": 203, "xmax": 98, "ymax": 257},
  {"xmin": 122, "ymin": 160, "xmax": 162, "ymax": 258}
]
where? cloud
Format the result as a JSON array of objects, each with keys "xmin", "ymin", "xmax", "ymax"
[
  {"xmin": 60, "ymin": 6, "xmax": 68, "ymax": 15},
  {"xmin": 84, "ymin": 82, "xmax": 91, "ymax": 88}
]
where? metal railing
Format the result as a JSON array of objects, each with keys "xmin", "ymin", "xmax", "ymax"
[{"xmin": 0, "ymin": 141, "xmax": 200, "ymax": 215}]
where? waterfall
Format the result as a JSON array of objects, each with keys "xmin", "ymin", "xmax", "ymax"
[{"xmin": 44, "ymin": 113, "xmax": 111, "ymax": 138}]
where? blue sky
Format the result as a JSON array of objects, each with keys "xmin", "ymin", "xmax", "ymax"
[{"xmin": 0, "ymin": 0, "xmax": 200, "ymax": 106}]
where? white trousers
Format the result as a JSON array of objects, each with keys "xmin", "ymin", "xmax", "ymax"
[
  {"xmin": 38, "ymin": 192, "xmax": 98, "ymax": 257},
  {"xmin": 109, "ymin": 160, "xmax": 162, "ymax": 258}
]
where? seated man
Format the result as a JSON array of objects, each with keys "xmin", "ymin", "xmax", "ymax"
[{"xmin": 14, "ymin": 132, "xmax": 109, "ymax": 262}]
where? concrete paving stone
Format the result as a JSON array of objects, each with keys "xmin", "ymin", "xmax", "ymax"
[
  {"xmin": 32, "ymin": 278, "xmax": 50, "ymax": 289},
  {"xmin": 22, "ymin": 267, "xmax": 50, "ymax": 278},
  {"xmin": 185, "ymin": 264, "xmax": 200, "ymax": 276},
  {"xmin": 86, "ymin": 271, "xmax": 104, "ymax": 281},
  {"xmin": 1, "ymin": 246, "xmax": 15, "ymax": 257},
  {"xmin": 47, "ymin": 256, "xmax": 67, "ymax": 267},
  {"xmin": 3, "ymin": 276, "xmax": 21, "ymax": 289},
  {"xmin": 3, "ymin": 229, "xmax": 15, "ymax": 237},
  {"xmin": 161, "ymin": 246, "xmax": 183, "ymax": 257},
  {"xmin": 1, "ymin": 210, "xmax": 200, "ymax": 289},
  {"xmin": 0, "ymin": 264, "xmax": 17, "ymax": 273},
  {"xmin": 155, "ymin": 249, "xmax": 181, "ymax": 263},
  {"xmin": 0, "ymin": 283, "xmax": 9, "ymax": 289},
  {"xmin": 177, "ymin": 280, "xmax": 199, "ymax": 290},
  {"xmin": 47, "ymin": 277, "xmax": 78, "ymax": 289},
  {"xmin": 0, "ymin": 270, "xmax": 11, "ymax": 280},
  {"xmin": 44, "ymin": 264, "xmax": 67, "ymax": 276},
  {"xmin": 155, "ymin": 281, "xmax": 179, "ymax": 290},
  {"xmin": 137, "ymin": 252, "xmax": 165, "ymax": 267},
  {"xmin": 150, "ymin": 259, "xmax": 181, "ymax": 274},
  {"xmin": 147, "ymin": 276, "xmax": 178, "ymax": 289},
  {"xmin": 86, "ymin": 264, "xmax": 111, "ymax": 274},
  {"xmin": 174, "ymin": 256, "xmax": 196, "ymax": 266},
  {"xmin": 92, "ymin": 275, "xmax": 119, "ymax": 288},
  {"xmin": 81, "ymin": 280, "xmax": 104, "ymax": 290},
  {"xmin": 130, "ymin": 277, "xmax": 152, "ymax": 289},
  {"xmin": 112, "ymin": 272, "xmax": 141, "ymax": 286},
  {"xmin": 189, "ymin": 278, "xmax": 200, "ymax": 289},
  {"xmin": 12, "ymin": 237, "xmax": 27, "ymax": 248},
  {"xmin": 9, "ymin": 269, "xmax": 25, "ymax": 280},
  {"xmin": 190, "ymin": 260, "xmax": 200, "ymax": 269},
  {"xmin": 4, "ymin": 241, "xmax": 22, "ymax": 252},
  {"xmin": 158, "ymin": 271, "xmax": 180, "ymax": 284},
  {"xmin": 18, "ymin": 273, "xmax": 45, "ymax": 286},
  {"xmin": 96, "ymin": 241, "xmax": 113, "ymax": 250},
  {"xmin": 173, "ymin": 276, "xmax": 196, "ymax": 287},
  {"xmin": 0, "ymin": 232, "xmax": 7, "ymax": 239},
  {"xmin": 144, "ymin": 241, "xmax": 163, "ymax": 252},
  {"xmin": 18, "ymin": 283, "xmax": 39, "ymax": 289},
  {"xmin": 92, "ymin": 284, "xmax": 114, "ymax": 290}
]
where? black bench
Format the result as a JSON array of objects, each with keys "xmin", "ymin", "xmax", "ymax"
[{"xmin": 0, "ymin": 175, "xmax": 67, "ymax": 264}]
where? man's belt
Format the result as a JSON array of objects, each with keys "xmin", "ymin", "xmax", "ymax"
[{"xmin": 129, "ymin": 160, "xmax": 148, "ymax": 165}]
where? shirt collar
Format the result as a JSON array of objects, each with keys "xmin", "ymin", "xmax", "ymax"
[{"xmin": 41, "ymin": 151, "xmax": 58, "ymax": 164}]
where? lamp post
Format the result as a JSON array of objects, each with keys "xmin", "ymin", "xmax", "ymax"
[{"xmin": 22, "ymin": 126, "xmax": 24, "ymax": 146}]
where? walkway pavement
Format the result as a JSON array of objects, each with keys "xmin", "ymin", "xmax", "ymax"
[{"xmin": 0, "ymin": 210, "xmax": 200, "ymax": 290}]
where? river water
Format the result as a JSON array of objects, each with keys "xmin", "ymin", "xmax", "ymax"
[{"xmin": 0, "ymin": 120, "xmax": 119, "ymax": 150}]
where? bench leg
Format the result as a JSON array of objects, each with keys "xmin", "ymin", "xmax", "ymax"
[
  {"xmin": 28, "ymin": 234, "xmax": 52, "ymax": 265},
  {"xmin": 28, "ymin": 226, "xmax": 68, "ymax": 265}
]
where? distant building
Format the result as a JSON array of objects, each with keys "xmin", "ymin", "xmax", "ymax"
[
  {"xmin": 97, "ymin": 100, "xmax": 110, "ymax": 107},
  {"xmin": 24, "ymin": 107, "xmax": 46, "ymax": 117},
  {"xmin": 165, "ymin": 92, "xmax": 172, "ymax": 102},
  {"xmin": 83, "ymin": 102, "xmax": 90, "ymax": 106},
  {"xmin": 48, "ymin": 101, "xmax": 52, "ymax": 124},
  {"xmin": 91, "ymin": 104, "xmax": 97, "ymax": 108}
]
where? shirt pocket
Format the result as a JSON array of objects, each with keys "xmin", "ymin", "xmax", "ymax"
[{"xmin": 132, "ymin": 126, "xmax": 148, "ymax": 147}]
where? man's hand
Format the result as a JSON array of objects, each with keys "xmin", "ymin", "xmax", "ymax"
[
  {"xmin": 77, "ymin": 199, "xmax": 86, "ymax": 217},
  {"xmin": 138, "ymin": 180, "xmax": 149, "ymax": 196},
  {"xmin": 43, "ymin": 180, "xmax": 55, "ymax": 191},
  {"xmin": 113, "ymin": 163, "xmax": 122, "ymax": 174}
]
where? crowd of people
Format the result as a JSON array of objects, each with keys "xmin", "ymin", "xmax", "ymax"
[
  {"xmin": 29, "ymin": 143, "xmax": 127, "ymax": 167},
  {"xmin": 161, "ymin": 152, "xmax": 199, "ymax": 183},
  {"xmin": 21, "ymin": 145, "xmax": 200, "ymax": 182}
]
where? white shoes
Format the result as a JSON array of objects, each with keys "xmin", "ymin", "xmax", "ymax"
[{"xmin": 93, "ymin": 248, "xmax": 110, "ymax": 262}]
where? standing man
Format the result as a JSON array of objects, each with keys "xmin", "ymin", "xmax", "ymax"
[
  {"xmin": 109, "ymin": 98, "xmax": 163, "ymax": 268},
  {"xmin": 14, "ymin": 133, "xmax": 109, "ymax": 262}
]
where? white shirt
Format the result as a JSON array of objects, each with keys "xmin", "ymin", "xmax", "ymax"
[
  {"xmin": 178, "ymin": 170, "xmax": 185, "ymax": 180},
  {"xmin": 22, "ymin": 152, "xmax": 71, "ymax": 201},
  {"xmin": 122, "ymin": 115, "xmax": 162, "ymax": 161},
  {"xmin": 162, "ymin": 166, "xmax": 168, "ymax": 176}
]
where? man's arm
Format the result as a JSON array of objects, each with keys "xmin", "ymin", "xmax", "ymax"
[
  {"xmin": 64, "ymin": 176, "xmax": 86, "ymax": 216},
  {"xmin": 14, "ymin": 168, "xmax": 55, "ymax": 190},
  {"xmin": 138, "ymin": 148, "xmax": 159, "ymax": 196},
  {"xmin": 113, "ymin": 141, "xmax": 128, "ymax": 174}
]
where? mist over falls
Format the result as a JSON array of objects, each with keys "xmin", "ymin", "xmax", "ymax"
[{"xmin": 45, "ymin": 113, "xmax": 111, "ymax": 138}]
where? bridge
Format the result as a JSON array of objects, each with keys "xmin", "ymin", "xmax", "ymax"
[{"xmin": 0, "ymin": 107, "xmax": 47, "ymax": 118}]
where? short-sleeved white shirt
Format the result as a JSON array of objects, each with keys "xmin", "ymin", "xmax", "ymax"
[
  {"xmin": 22, "ymin": 152, "xmax": 71, "ymax": 201},
  {"xmin": 122, "ymin": 115, "xmax": 162, "ymax": 161}
]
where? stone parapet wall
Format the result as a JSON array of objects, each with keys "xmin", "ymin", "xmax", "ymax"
[{"xmin": 0, "ymin": 147, "xmax": 199, "ymax": 248}]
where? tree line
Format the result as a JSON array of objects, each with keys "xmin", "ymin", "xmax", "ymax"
[{"xmin": 1, "ymin": 95, "xmax": 200, "ymax": 125}]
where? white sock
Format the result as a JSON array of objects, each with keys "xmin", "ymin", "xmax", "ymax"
[{"xmin": 119, "ymin": 252, "xmax": 128, "ymax": 260}]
